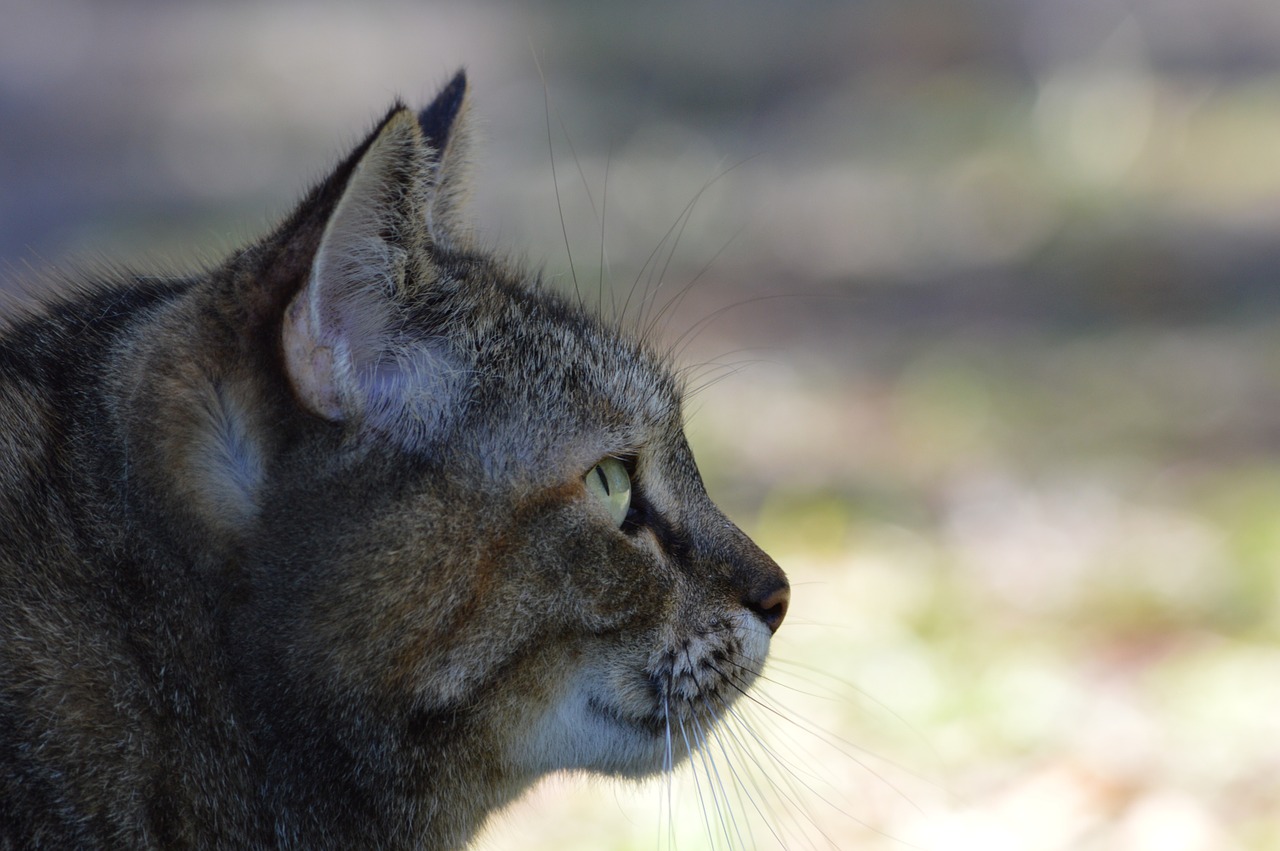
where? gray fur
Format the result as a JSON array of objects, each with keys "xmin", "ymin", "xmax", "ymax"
[{"xmin": 0, "ymin": 73, "xmax": 788, "ymax": 850}]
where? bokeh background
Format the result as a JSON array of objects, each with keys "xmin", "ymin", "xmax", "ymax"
[{"xmin": 4, "ymin": 0, "xmax": 1280, "ymax": 848}]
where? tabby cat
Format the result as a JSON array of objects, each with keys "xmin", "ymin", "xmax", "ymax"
[{"xmin": 0, "ymin": 72, "xmax": 789, "ymax": 850}]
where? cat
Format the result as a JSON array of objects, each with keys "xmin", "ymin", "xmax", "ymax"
[{"xmin": 0, "ymin": 71, "xmax": 789, "ymax": 849}]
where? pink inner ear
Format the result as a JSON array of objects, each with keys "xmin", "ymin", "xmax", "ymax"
[{"xmin": 282, "ymin": 288, "xmax": 346, "ymax": 421}]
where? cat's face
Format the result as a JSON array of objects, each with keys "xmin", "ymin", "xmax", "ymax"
[
  {"xmin": 406, "ymin": 273, "xmax": 789, "ymax": 780},
  {"xmin": 222, "ymin": 74, "xmax": 786, "ymax": 807},
  {"xmin": 258, "ymin": 247, "xmax": 787, "ymax": 786}
]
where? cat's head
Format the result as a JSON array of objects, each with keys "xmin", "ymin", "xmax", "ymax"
[{"xmin": 188, "ymin": 73, "xmax": 787, "ymax": 801}]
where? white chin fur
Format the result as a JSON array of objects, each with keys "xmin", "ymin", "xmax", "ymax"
[
  {"xmin": 520, "ymin": 610, "xmax": 771, "ymax": 780},
  {"xmin": 520, "ymin": 672, "xmax": 669, "ymax": 779}
]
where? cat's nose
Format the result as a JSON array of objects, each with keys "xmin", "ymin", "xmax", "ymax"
[
  {"xmin": 745, "ymin": 583, "xmax": 789, "ymax": 634},
  {"xmin": 709, "ymin": 508, "xmax": 790, "ymax": 634}
]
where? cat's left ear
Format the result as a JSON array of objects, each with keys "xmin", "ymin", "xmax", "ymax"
[
  {"xmin": 281, "ymin": 107, "xmax": 456, "ymax": 433},
  {"xmin": 417, "ymin": 70, "xmax": 475, "ymax": 248},
  {"xmin": 266, "ymin": 77, "xmax": 474, "ymax": 435}
]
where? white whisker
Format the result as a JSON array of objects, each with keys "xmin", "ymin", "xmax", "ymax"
[
  {"xmin": 703, "ymin": 704, "xmax": 772, "ymax": 851},
  {"xmin": 720, "ymin": 700, "xmax": 852, "ymax": 850},
  {"xmin": 675, "ymin": 715, "xmax": 719, "ymax": 851},
  {"xmin": 690, "ymin": 706, "xmax": 744, "ymax": 850},
  {"xmin": 710, "ymin": 709, "xmax": 803, "ymax": 849}
]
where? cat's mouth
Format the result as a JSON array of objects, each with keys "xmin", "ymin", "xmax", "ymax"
[
  {"xmin": 523, "ymin": 616, "xmax": 772, "ymax": 778},
  {"xmin": 582, "ymin": 624, "xmax": 769, "ymax": 740}
]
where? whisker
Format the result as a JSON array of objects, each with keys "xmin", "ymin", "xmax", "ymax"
[
  {"xmin": 665, "ymin": 292, "xmax": 796, "ymax": 364},
  {"xmin": 707, "ymin": 709, "xmax": 796, "ymax": 849},
  {"xmin": 690, "ymin": 706, "xmax": 743, "ymax": 849},
  {"xmin": 710, "ymin": 642, "xmax": 937, "ymax": 771},
  {"xmin": 623, "ymin": 203, "xmax": 687, "ymax": 337},
  {"xmin": 662, "ymin": 692, "xmax": 674, "ymax": 775},
  {"xmin": 728, "ymin": 701, "xmax": 857, "ymax": 850},
  {"xmin": 680, "ymin": 645, "xmax": 734, "ymax": 849},
  {"xmin": 643, "ymin": 169, "xmax": 728, "ymax": 335},
  {"xmin": 705, "ymin": 655, "xmax": 936, "ymax": 850},
  {"xmin": 644, "ymin": 218, "xmax": 746, "ymax": 350},
  {"xmin": 676, "ymin": 715, "xmax": 718, "ymax": 851},
  {"xmin": 636, "ymin": 156, "xmax": 760, "ymax": 342},
  {"xmin": 715, "ymin": 659, "xmax": 841, "ymax": 704},
  {"xmin": 531, "ymin": 51, "xmax": 582, "ymax": 308},
  {"xmin": 742, "ymin": 726, "xmax": 836, "ymax": 848},
  {"xmin": 554, "ymin": 105, "xmax": 597, "ymax": 220},
  {"xmin": 678, "ymin": 354, "xmax": 778, "ymax": 409},
  {"xmin": 764, "ymin": 656, "xmax": 948, "ymax": 776},
  {"xmin": 688, "ymin": 653, "xmax": 846, "ymax": 849},
  {"xmin": 704, "ymin": 700, "xmax": 781, "ymax": 851},
  {"xmin": 728, "ymin": 657, "xmax": 941, "ymax": 802},
  {"xmin": 662, "ymin": 691, "xmax": 677, "ymax": 851},
  {"xmin": 598, "ymin": 147, "xmax": 612, "ymax": 322},
  {"xmin": 619, "ymin": 203, "xmax": 681, "ymax": 335}
]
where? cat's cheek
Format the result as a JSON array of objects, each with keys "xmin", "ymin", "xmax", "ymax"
[{"xmin": 561, "ymin": 534, "xmax": 672, "ymax": 634}]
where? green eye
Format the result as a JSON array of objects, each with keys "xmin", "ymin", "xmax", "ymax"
[{"xmin": 585, "ymin": 457, "xmax": 632, "ymax": 528}]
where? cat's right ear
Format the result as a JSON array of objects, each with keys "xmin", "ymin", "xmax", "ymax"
[
  {"xmin": 416, "ymin": 70, "xmax": 475, "ymax": 249},
  {"xmin": 281, "ymin": 108, "xmax": 454, "ymax": 439}
]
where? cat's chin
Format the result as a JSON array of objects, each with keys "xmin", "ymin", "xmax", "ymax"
[
  {"xmin": 516, "ymin": 676, "xmax": 687, "ymax": 780},
  {"xmin": 518, "ymin": 615, "xmax": 773, "ymax": 781}
]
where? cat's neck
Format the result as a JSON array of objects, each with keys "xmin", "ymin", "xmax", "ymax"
[{"xmin": 244, "ymin": 693, "xmax": 531, "ymax": 849}]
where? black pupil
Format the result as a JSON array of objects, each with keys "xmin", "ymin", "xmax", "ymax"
[{"xmin": 594, "ymin": 465, "xmax": 611, "ymax": 496}]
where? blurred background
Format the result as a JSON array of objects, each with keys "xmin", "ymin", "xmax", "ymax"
[{"xmin": 4, "ymin": 0, "xmax": 1280, "ymax": 848}]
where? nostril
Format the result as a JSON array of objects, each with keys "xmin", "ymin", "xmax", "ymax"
[{"xmin": 747, "ymin": 585, "xmax": 790, "ymax": 635}]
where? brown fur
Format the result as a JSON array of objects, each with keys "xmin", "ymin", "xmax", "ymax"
[{"xmin": 0, "ymin": 73, "xmax": 788, "ymax": 850}]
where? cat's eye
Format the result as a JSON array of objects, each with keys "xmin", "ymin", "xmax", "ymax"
[{"xmin": 585, "ymin": 457, "xmax": 631, "ymax": 528}]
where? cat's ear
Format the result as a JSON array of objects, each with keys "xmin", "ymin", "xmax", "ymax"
[
  {"xmin": 282, "ymin": 107, "xmax": 455, "ymax": 436},
  {"xmin": 417, "ymin": 69, "xmax": 475, "ymax": 247}
]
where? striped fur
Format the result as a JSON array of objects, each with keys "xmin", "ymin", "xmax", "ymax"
[{"xmin": 0, "ymin": 73, "xmax": 788, "ymax": 850}]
